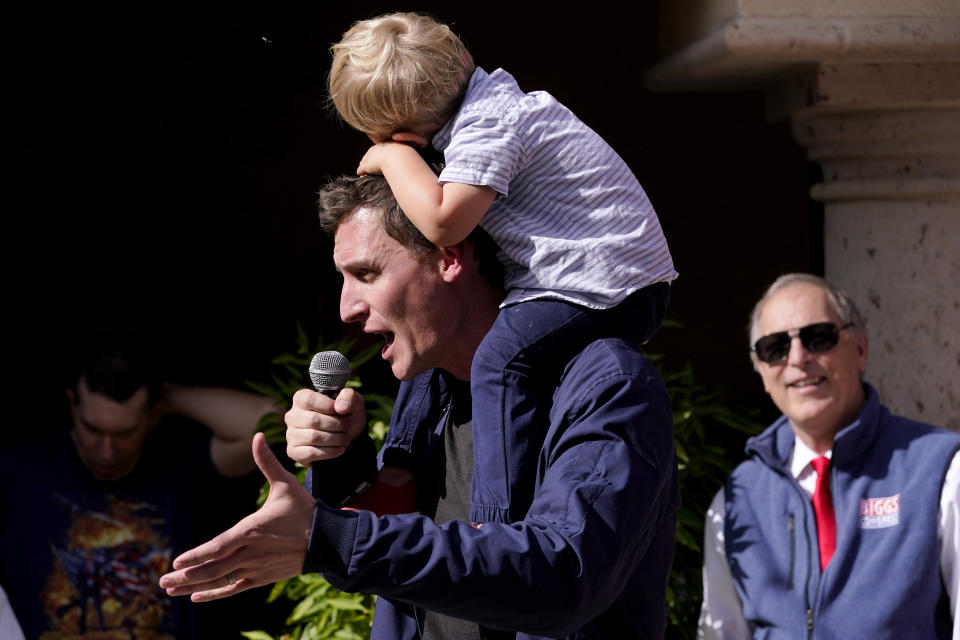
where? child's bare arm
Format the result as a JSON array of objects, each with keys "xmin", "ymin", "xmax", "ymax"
[{"xmin": 358, "ymin": 142, "xmax": 496, "ymax": 246}]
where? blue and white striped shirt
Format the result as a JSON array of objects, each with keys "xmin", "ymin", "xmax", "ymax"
[{"xmin": 433, "ymin": 67, "xmax": 677, "ymax": 309}]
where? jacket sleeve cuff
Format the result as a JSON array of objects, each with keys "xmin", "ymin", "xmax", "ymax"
[
  {"xmin": 302, "ymin": 501, "xmax": 359, "ymax": 576},
  {"xmin": 305, "ymin": 434, "xmax": 379, "ymax": 507}
]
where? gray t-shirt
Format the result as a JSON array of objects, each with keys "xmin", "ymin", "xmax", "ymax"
[{"xmin": 421, "ymin": 403, "xmax": 483, "ymax": 640}]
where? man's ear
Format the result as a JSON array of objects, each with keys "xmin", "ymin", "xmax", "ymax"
[
  {"xmin": 65, "ymin": 387, "xmax": 81, "ymax": 427},
  {"xmin": 438, "ymin": 243, "xmax": 466, "ymax": 283},
  {"xmin": 750, "ymin": 354, "xmax": 774, "ymax": 394},
  {"xmin": 145, "ymin": 385, "xmax": 166, "ymax": 428},
  {"xmin": 856, "ymin": 335, "xmax": 869, "ymax": 374},
  {"xmin": 148, "ymin": 400, "xmax": 164, "ymax": 424}
]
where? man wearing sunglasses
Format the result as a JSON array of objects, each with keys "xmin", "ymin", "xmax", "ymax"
[{"xmin": 699, "ymin": 273, "xmax": 960, "ymax": 639}]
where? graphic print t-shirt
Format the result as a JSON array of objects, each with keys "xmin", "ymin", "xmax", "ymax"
[{"xmin": 0, "ymin": 426, "xmax": 219, "ymax": 640}]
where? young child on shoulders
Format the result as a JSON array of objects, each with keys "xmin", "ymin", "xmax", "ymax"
[{"xmin": 329, "ymin": 12, "xmax": 677, "ymax": 522}]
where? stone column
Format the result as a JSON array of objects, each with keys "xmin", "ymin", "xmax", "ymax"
[
  {"xmin": 790, "ymin": 64, "xmax": 960, "ymax": 428},
  {"xmin": 647, "ymin": 2, "xmax": 960, "ymax": 429}
]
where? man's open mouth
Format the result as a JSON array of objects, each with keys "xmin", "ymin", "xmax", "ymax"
[{"xmin": 379, "ymin": 332, "xmax": 395, "ymax": 359}]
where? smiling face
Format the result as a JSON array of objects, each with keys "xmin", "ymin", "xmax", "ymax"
[
  {"xmin": 68, "ymin": 378, "xmax": 158, "ymax": 482},
  {"xmin": 334, "ymin": 207, "xmax": 458, "ymax": 381},
  {"xmin": 753, "ymin": 282, "xmax": 869, "ymax": 450}
]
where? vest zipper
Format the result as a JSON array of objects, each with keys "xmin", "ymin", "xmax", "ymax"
[
  {"xmin": 787, "ymin": 513, "xmax": 795, "ymax": 590},
  {"xmin": 788, "ymin": 480, "xmax": 817, "ymax": 640},
  {"xmin": 809, "ymin": 569, "xmax": 825, "ymax": 639}
]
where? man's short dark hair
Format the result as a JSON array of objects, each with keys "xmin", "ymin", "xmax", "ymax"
[
  {"xmin": 68, "ymin": 331, "xmax": 163, "ymax": 406},
  {"xmin": 317, "ymin": 174, "xmax": 435, "ymax": 255},
  {"xmin": 316, "ymin": 174, "xmax": 503, "ymax": 289}
]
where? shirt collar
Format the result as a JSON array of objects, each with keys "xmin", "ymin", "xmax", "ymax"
[
  {"xmin": 790, "ymin": 435, "xmax": 832, "ymax": 480},
  {"xmin": 431, "ymin": 67, "xmax": 487, "ymax": 151}
]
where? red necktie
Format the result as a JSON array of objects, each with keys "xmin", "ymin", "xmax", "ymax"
[{"xmin": 811, "ymin": 456, "xmax": 836, "ymax": 571}]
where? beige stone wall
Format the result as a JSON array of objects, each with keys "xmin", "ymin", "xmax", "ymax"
[
  {"xmin": 649, "ymin": 0, "xmax": 960, "ymax": 429},
  {"xmin": 825, "ymin": 201, "xmax": 959, "ymax": 429}
]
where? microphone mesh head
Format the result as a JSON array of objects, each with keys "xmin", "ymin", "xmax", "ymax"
[{"xmin": 309, "ymin": 351, "xmax": 351, "ymax": 390}]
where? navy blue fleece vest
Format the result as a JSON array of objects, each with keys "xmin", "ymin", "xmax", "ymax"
[{"xmin": 725, "ymin": 386, "xmax": 960, "ymax": 639}]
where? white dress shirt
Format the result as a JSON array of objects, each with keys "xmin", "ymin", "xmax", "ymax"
[
  {"xmin": 698, "ymin": 436, "xmax": 960, "ymax": 639},
  {"xmin": 0, "ymin": 585, "xmax": 25, "ymax": 640}
]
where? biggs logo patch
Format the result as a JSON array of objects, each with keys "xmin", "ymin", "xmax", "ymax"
[{"xmin": 859, "ymin": 494, "xmax": 900, "ymax": 529}]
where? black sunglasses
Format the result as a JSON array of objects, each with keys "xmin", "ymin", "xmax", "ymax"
[{"xmin": 752, "ymin": 322, "xmax": 855, "ymax": 364}]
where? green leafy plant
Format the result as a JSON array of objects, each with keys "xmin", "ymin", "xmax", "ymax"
[
  {"xmin": 245, "ymin": 575, "xmax": 375, "ymax": 640},
  {"xmin": 640, "ymin": 319, "xmax": 764, "ymax": 638},
  {"xmin": 242, "ymin": 326, "xmax": 391, "ymax": 640},
  {"xmin": 656, "ymin": 360, "xmax": 763, "ymax": 638}
]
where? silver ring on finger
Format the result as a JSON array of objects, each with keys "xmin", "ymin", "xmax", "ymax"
[{"xmin": 225, "ymin": 571, "xmax": 238, "ymax": 586}]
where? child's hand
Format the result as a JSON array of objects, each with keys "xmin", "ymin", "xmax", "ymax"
[
  {"xmin": 358, "ymin": 140, "xmax": 426, "ymax": 176},
  {"xmin": 357, "ymin": 142, "xmax": 389, "ymax": 176}
]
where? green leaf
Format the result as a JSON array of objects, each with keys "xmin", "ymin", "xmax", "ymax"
[
  {"xmin": 675, "ymin": 524, "xmax": 701, "ymax": 552},
  {"xmin": 676, "ymin": 505, "xmax": 703, "ymax": 527},
  {"xmin": 271, "ymin": 353, "xmax": 304, "ymax": 365},
  {"xmin": 266, "ymin": 579, "xmax": 289, "ymax": 603},
  {"xmin": 296, "ymin": 323, "xmax": 310, "ymax": 353},
  {"xmin": 326, "ymin": 597, "xmax": 368, "ymax": 611},
  {"xmin": 288, "ymin": 595, "xmax": 326, "ymax": 622},
  {"xmin": 282, "ymin": 363, "xmax": 303, "ymax": 379},
  {"xmin": 246, "ymin": 380, "xmax": 280, "ymax": 397},
  {"xmin": 349, "ymin": 341, "xmax": 383, "ymax": 370}
]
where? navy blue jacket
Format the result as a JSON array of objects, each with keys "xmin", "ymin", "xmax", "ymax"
[
  {"xmin": 725, "ymin": 385, "xmax": 960, "ymax": 639},
  {"xmin": 304, "ymin": 338, "xmax": 678, "ymax": 639}
]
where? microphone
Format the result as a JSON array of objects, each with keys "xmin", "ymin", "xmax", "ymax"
[
  {"xmin": 308, "ymin": 351, "xmax": 374, "ymax": 506},
  {"xmin": 309, "ymin": 350, "xmax": 351, "ymax": 400}
]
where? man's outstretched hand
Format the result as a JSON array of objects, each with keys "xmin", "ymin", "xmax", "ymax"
[{"xmin": 159, "ymin": 432, "xmax": 316, "ymax": 602}]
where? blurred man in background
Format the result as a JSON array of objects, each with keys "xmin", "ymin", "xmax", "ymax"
[{"xmin": 0, "ymin": 332, "xmax": 279, "ymax": 639}]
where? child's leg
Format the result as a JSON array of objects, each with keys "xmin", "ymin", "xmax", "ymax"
[
  {"xmin": 469, "ymin": 299, "xmax": 589, "ymax": 523},
  {"xmin": 468, "ymin": 282, "xmax": 670, "ymax": 524},
  {"xmin": 609, "ymin": 281, "xmax": 671, "ymax": 344}
]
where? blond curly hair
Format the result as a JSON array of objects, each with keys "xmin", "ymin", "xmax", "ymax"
[{"xmin": 329, "ymin": 12, "xmax": 475, "ymax": 139}]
